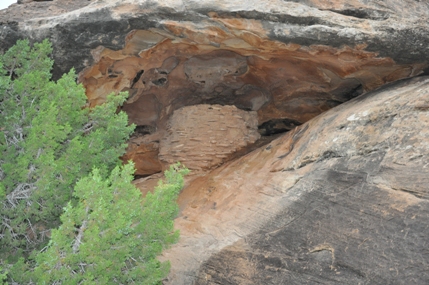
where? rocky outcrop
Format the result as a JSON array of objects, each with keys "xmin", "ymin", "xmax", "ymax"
[
  {"xmin": 2, "ymin": 0, "xmax": 429, "ymax": 75},
  {"xmin": 158, "ymin": 76, "xmax": 429, "ymax": 284},
  {"xmin": 1, "ymin": 1, "xmax": 429, "ymax": 284},
  {"xmin": 1, "ymin": 0, "xmax": 429, "ymax": 174}
]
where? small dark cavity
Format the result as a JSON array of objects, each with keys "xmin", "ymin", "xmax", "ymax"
[
  {"xmin": 277, "ymin": 153, "xmax": 289, "ymax": 159},
  {"xmin": 152, "ymin": 78, "xmax": 167, "ymax": 86},
  {"xmin": 328, "ymin": 8, "xmax": 389, "ymax": 20},
  {"xmin": 131, "ymin": 70, "xmax": 144, "ymax": 88},
  {"xmin": 344, "ymin": 84, "xmax": 364, "ymax": 101},
  {"xmin": 134, "ymin": 172, "xmax": 160, "ymax": 180},
  {"xmin": 319, "ymin": 150, "xmax": 342, "ymax": 161},
  {"xmin": 331, "ymin": 83, "xmax": 364, "ymax": 102},
  {"xmin": 107, "ymin": 68, "xmax": 122, "ymax": 79},
  {"xmin": 258, "ymin": 118, "xmax": 302, "ymax": 136},
  {"xmin": 297, "ymin": 158, "xmax": 316, "ymax": 169},
  {"xmin": 131, "ymin": 125, "xmax": 156, "ymax": 138}
]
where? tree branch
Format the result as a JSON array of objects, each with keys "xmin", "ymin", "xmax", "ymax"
[{"xmin": 72, "ymin": 206, "xmax": 89, "ymax": 254}]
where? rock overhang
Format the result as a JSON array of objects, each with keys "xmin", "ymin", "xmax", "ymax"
[
  {"xmin": 2, "ymin": 0, "xmax": 429, "ymax": 76},
  {"xmin": 1, "ymin": 0, "xmax": 429, "ymax": 175},
  {"xmin": 81, "ymin": 21, "xmax": 426, "ymax": 124},
  {"xmin": 76, "ymin": 15, "xmax": 427, "ymax": 174}
]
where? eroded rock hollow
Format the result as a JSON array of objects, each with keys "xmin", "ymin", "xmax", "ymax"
[
  {"xmin": 80, "ymin": 23, "xmax": 426, "ymax": 175},
  {"xmin": 2, "ymin": 0, "xmax": 429, "ymax": 176}
]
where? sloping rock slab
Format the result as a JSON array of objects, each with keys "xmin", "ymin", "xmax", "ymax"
[{"xmin": 158, "ymin": 76, "xmax": 429, "ymax": 284}]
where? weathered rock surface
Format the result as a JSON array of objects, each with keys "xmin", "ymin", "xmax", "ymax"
[
  {"xmin": 0, "ymin": 0, "xmax": 428, "ymax": 176},
  {"xmin": 156, "ymin": 76, "xmax": 429, "ymax": 284},
  {"xmin": 121, "ymin": 140, "xmax": 162, "ymax": 176},
  {"xmin": 2, "ymin": 0, "xmax": 429, "ymax": 75},
  {"xmin": 159, "ymin": 104, "xmax": 260, "ymax": 171},
  {"xmin": 1, "ymin": 0, "xmax": 429, "ymax": 174}
]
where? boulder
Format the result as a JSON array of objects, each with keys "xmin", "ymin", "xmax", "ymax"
[{"xmin": 159, "ymin": 104, "xmax": 260, "ymax": 172}]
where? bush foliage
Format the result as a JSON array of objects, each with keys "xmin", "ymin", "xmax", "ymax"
[
  {"xmin": 0, "ymin": 39, "xmax": 134, "ymax": 257},
  {"xmin": 0, "ymin": 40, "xmax": 188, "ymax": 284},
  {"xmin": 9, "ymin": 163, "xmax": 189, "ymax": 284}
]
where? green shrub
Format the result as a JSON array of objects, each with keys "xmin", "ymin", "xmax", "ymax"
[
  {"xmin": 9, "ymin": 163, "xmax": 189, "ymax": 284},
  {"xmin": 1, "ymin": 39, "xmax": 189, "ymax": 285},
  {"xmin": 0, "ymin": 39, "xmax": 134, "ymax": 258}
]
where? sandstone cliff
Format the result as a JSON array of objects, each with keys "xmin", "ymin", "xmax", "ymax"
[
  {"xmin": 1, "ymin": 0, "xmax": 429, "ymax": 284},
  {"xmin": 162, "ymin": 76, "xmax": 429, "ymax": 284}
]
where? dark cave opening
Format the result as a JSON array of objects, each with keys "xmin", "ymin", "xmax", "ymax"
[{"xmin": 258, "ymin": 118, "xmax": 303, "ymax": 136}]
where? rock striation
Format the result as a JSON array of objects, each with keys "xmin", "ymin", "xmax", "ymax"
[{"xmin": 159, "ymin": 104, "xmax": 260, "ymax": 172}]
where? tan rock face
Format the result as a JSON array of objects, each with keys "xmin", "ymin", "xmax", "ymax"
[
  {"xmin": 156, "ymin": 76, "xmax": 429, "ymax": 284},
  {"xmin": 159, "ymin": 104, "xmax": 260, "ymax": 171}
]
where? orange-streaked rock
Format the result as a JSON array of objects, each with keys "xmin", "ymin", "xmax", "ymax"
[
  {"xmin": 121, "ymin": 140, "xmax": 162, "ymax": 176},
  {"xmin": 79, "ymin": 21, "xmax": 426, "ymax": 174}
]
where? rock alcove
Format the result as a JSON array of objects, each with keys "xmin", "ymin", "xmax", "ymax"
[{"xmin": 79, "ymin": 22, "xmax": 426, "ymax": 176}]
